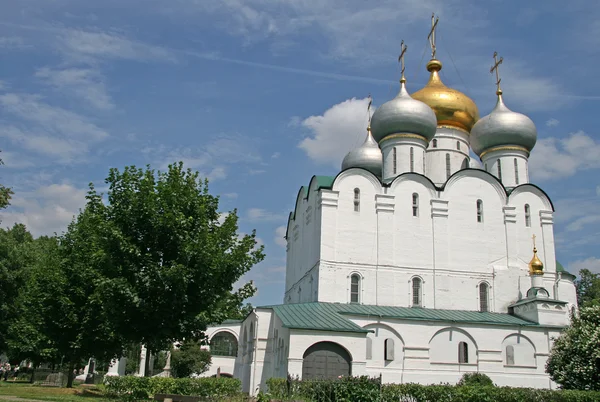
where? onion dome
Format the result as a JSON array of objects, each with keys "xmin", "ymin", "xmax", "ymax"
[
  {"xmin": 341, "ymin": 128, "xmax": 383, "ymax": 177},
  {"xmin": 412, "ymin": 59, "xmax": 480, "ymax": 133},
  {"xmin": 528, "ymin": 246, "xmax": 544, "ymax": 276},
  {"xmin": 470, "ymin": 90, "xmax": 537, "ymax": 157},
  {"xmin": 370, "ymin": 79, "xmax": 437, "ymax": 144}
]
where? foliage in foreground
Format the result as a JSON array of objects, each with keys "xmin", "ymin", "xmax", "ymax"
[
  {"xmin": 266, "ymin": 376, "xmax": 600, "ymax": 402},
  {"xmin": 171, "ymin": 340, "xmax": 212, "ymax": 378},
  {"xmin": 103, "ymin": 376, "xmax": 241, "ymax": 401},
  {"xmin": 546, "ymin": 305, "xmax": 600, "ymax": 390},
  {"xmin": 457, "ymin": 372, "xmax": 494, "ymax": 387}
]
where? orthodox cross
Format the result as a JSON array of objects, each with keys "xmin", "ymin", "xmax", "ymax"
[
  {"xmin": 490, "ymin": 51, "xmax": 504, "ymax": 93},
  {"xmin": 532, "ymin": 234, "xmax": 537, "ymax": 249},
  {"xmin": 398, "ymin": 40, "xmax": 408, "ymax": 81},
  {"xmin": 427, "ymin": 13, "xmax": 439, "ymax": 59},
  {"xmin": 367, "ymin": 93, "xmax": 373, "ymax": 127}
]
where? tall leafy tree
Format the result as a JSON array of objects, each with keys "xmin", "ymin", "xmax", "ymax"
[
  {"xmin": 0, "ymin": 154, "xmax": 13, "ymax": 211},
  {"xmin": 546, "ymin": 306, "xmax": 600, "ymax": 390},
  {"xmin": 75, "ymin": 163, "xmax": 263, "ymax": 371},
  {"xmin": 575, "ymin": 269, "xmax": 600, "ymax": 307}
]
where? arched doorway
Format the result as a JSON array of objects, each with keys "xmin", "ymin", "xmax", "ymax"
[{"xmin": 302, "ymin": 341, "xmax": 351, "ymax": 380}]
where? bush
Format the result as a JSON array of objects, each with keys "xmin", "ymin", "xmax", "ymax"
[
  {"xmin": 457, "ymin": 372, "xmax": 494, "ymax": 387},
  {"xmin": 103, "ymin": 376, "xmax": 241, "ymax": 401},
  {"xmin": 266, "ymin": 375, "xmax": 600, "ymax": 402}
]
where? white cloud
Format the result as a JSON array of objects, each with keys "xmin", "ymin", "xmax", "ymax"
[
  {"xmin": 58, "ymin": 29, "xmax": 176, "ymax": 63},
  {"xmin": 546, "ymin": 118, "xmax": 560, "ymax": 127},
  {"xmin": 217, "ymin": 212, "xmax": 230, "ymax": 225},
  {"xmin": 222, "ymin": 192, "xmax": 238, "ymax": 199},
  {"xmin": 298, "ymin": 97, "xmax": 371, "ymax": 167},
  {"xmin": 0, "ymin": 183, "xmax": 87, "ymax": 236},
  {"xmin": 246, "ymin": 208, "xmax": 286, "ymax": 223},
  {"xmin": 248, "ymin": 169, "xmax": 266, "ymax": 175},
  {"xmin": 271, "ymin": 152, "xmax": 280, "ymax": 159},
  {"xmin": 568, "ymin": 257, "xmax": 600, "ymax": 275},
  {"xmin": 566, "ymin": 215, "xmax": 600, "ymax": 232},
  {"xmin": 36, "ymin": 67, "xmax": 114, "ymax": 110},
  {"xmin": 274, "ymin": 225, "xmax": 287, "ymax": 247},
  {"xmin": 529, "ymin": 131, "xmax": 600, "ymax": 180},
  {"xmin": 0, "ymin": 36, "xmax": 27, "ymax": 49}
]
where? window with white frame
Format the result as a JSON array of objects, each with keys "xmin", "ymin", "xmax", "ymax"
[
  {"xmin": 514, "ymin": 158, "xmax": 519, "ymax": 185},
  {"xmin": 393, "ymin": 148, "xmax": 397, "ymax": 174},
  {"xmin": 524, "ymin": 204, "xmax": 531, "ymax": 227},
  {"xmin": 366, "ymin": 337, "xmax": 373, "ymax": 360},
  {"xmin": 479, "ymin": 282, "xmax": 489, "ymax": 312},
  {"xmin": 433, "ymin": 139, "xmax": 438, "ymax": 148},
  {"xmin": 384, "ymin": 338, "xmax": 395, "ymax": 361},
  {"xmin": 412, "ymin": 277, "xmax": 422, "ymax": 307},
  {"xmin": 410, "ymin": 147, "xmax": 414, "ymax": 172},
  {"xmin": 350, "ymin": 274, "xmax": 360, "ymax": 303},
  {"xmin": 497, "ymin": 159, "xmax": 503, "ymax": 182},
  {"xmin": 458, "ymin": 341, "xmax": 469, "ymax": 363},
  {"xmin": 446, "ymin": 153, "xmax": 451, "ymax": 179},
  {"xmin": 476, "ymin": 199, "xmax": 483, "ymax": 223},
  {"xmin": 506, "ymin": 345, "xmax": 515, "ymax": 366},
  {"xmin": 412, "ymin": 193, "xmax": 419, "ymax": 217},
  {"xmin": 456, "ymin": 141, "xmax": 460, "ymax": 150},
  {"xmin": 354, "ymin": 188, "xmax": 360, "ymax": 212}
]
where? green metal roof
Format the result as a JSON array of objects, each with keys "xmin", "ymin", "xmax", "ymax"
[
  {"xmin": 556, "ymin": 260, "xmax": 576, "ymax": 279},
  {"xmin": 261, "ymin": 302, "xmax": 539, "ymax": 333},
  {"xmin": 312, "ymin": 175, "xmax": 335, "ymax": 191}
]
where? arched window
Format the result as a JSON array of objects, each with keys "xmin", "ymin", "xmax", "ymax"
[
  {"xmin": 393, "ymin": 148, "xmax": 397, "ymax": 174},
  {"xmin": 476, "ymin": 199, "xmax": 483, "ymax": 223},
  {"xmin": 410, "ymin": 147, "xmax": 414, "ymax": 172},
  {"xmin": 354, "ymin": 188, "xmax": 360, "ymax": 212},
  {"xmin": 350, "ymin": 274, "xmax": 360, "ymax": 303},
  {"xmin": 458, "ymin": 342, "xmax": 469, "ymax": 363},
  {"xmin": 384, "ymin": 338, "xmax": 395, "ymax": 361},
  {"xmin": 506, "ymin": 345, "xmax": 515, "ymax": 366},
  {"xmin": 446, "ymin": 153, "xmax": 451, "ymax": 179},
  {"xmin": 432, "ymin": 139, "xmax": 438, "ymax": 148},
  {"xmin": 514, "ymin": 158, "xmax": 519, "ymax": 185},
  {"xmin": 497, "ymin": 159, "xmax": 503, "ymax": 182},
  {"xmin": 456, "ymin": 141, "xmax": 461, "ymax": 150},
  {"xmin": 412, "ymin": 193, "xmax": 419, "ymax": 217},
  {"xmin": 479, "ymin": 283, "xmax": 489, "ymax": 312},
  {"xmin": 366, "ymin": 337, "xmax": 373, "ymax": 360},
  {"xmin": 485, "ymin": 163, "xmax": 488, "ymax": 171},
  {"xmin": 412, "ymin": 277, "xmax": 422, "ymax": 307},
  {"xmin": 524, "ymin": 204, "xmax": 531, "ymax": 227},
  {"xmin": 210, "ymin": 331, "xmax": 238, "ymax": 357},
  {"xmin": 462, "ymin": 157, "xmax": 469, "ymax": 169}
]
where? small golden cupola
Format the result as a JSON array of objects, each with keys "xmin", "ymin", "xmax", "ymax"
[
  {"xmin": 411, "ymin": 15, "xmax": 480, "ymax": 133},
  {"xmin": 528, "ymin": 235, "xmax": 544, "ymax": 276}
]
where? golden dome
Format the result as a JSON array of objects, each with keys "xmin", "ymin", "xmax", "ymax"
[
  {"xmin": 412, "ymin": 59, "xmax": 480, "ymax": 133},
  {"xmin": 529, "ymin": 247, "xmax": 544, "ymax": 276}
]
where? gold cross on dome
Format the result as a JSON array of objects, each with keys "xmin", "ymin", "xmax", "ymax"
[
  {"xmin": 532, "ymin": 234, "xmax": 537, "ymax": 249},
  {"xmin": 490, "ymin": 51, "xmax": 504, "ymax": 94},
  {"xmin": 398, "ymin": 40, "xmax": 408, "ymax": 81},
  {"xmin": 427, "ymin": 13, "xmax": 439, "ymax": 59}
]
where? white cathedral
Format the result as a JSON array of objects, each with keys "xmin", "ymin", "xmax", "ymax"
[{"xmin": 200, "ymin": 30, "xmax": 578, "ymax": 395}]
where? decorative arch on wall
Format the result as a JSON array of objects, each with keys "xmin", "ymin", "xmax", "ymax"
[
  {"xmin": 508, "ymin": 184, "xmax": 555, "ymax": 212},
  {"xmin": 332, "ymin": 168, "xmax": 383, "ymax": 193},
  {"xmin": 301, "ymin": 341, "xmax": 353, "ymax": 380},
  {"xmin": 442, "ymin": 169, "xmax": 508, "ymax": 205},
  {"xmin": 388, "ymin": 172, "xmax": 438, "ymax": 198},
  {"xmin": 501, "ymin": 333, "xmax": 537, "ymax": 367},
  {"xmin": 362, "ymin": 322, "xmax": 405, "ymax": 344},
  {"xmin": 208, "ymin": 328, "xmax": 239, "ymax": 342},
  {"xmin": 429, "ymin": 327, "xmax": 478, "ymax": 364},
  {"xmin": 209, "ymin": 331, "xmax": 239, "ymax": 357}
]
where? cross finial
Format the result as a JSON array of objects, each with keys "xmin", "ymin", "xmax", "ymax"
[
  {"xmin": 398, "ymin": 40, "xmax": 408, "ymax": 82},
  {"xmin": 367, "ymin": 93, "xmax": 373, "ymax": 128},
  {"xmin": 532, "ymin": 234, "xmax": 537, "ymax": 249},
  {"xmin": 427, "ymin": 13, "xmax": 439, "ymax": 59},
  {"xmin": 490, "ymin": 51, "xmax": 504, "ymax": 95}
]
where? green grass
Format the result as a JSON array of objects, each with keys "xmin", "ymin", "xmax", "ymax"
[{"xmin": 0, "ymin": 382, "xmax": 110, "ymax": 402}]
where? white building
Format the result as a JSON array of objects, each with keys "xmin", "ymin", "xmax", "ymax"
[{"xmin": 202, "ymin": 44, "xmax": 578, "ymax": 395}]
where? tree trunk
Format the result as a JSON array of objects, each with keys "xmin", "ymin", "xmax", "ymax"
[{"xmin": 66, "ymin": 362, "xmax": 75, "ymax": 388}]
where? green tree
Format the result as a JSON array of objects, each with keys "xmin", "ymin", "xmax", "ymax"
[
  {"xmin": 0, "ymin": 154, "xmax": 13, "ymax": 211},
  {"xmin": 72, "ymin": 163, "xmax": 263, "ymax": 373},
  {"xmin": 576, "ymin": 269, "xmax": 600, "ymax": 307},
  {"xmin": 171, "ymin": 340, "xmax": 212, "ymax": 378},
  {"xmin": 546, "ymin": 305, "xmax": 600, "ymax": 390}
]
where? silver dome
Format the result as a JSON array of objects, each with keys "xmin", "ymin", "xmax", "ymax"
[
  {"xmin": 471, "ymin": 94, "xmax": 537, "ymax": 157},
  {"xmin": 370, "ymin": 81, "xmax": 437, "ymax": 143},
  {"xmin": 341, "ymin": 129, "xmax": 382, "ymax": 177}
]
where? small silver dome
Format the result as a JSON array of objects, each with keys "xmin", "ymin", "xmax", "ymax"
[
  {"xmin": 370, "ymin": 81, "xmax": 437, "ymax": 143},
  {"xmin": 341, "ymin": 129, "xmax": 382, "ymax": 177},
  {"xmin": 471, "ymin": 94, "xmax": 537, "ymax": 157}
]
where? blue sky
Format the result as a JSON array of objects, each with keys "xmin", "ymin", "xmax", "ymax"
[{"xmin": 1, "ymin": 0, "xmax": 600, "ymax": 307}]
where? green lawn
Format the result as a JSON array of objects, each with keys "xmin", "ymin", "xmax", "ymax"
[{"xmin": 0, "ymin": 382, "xmax": 109, "ymax": 402}]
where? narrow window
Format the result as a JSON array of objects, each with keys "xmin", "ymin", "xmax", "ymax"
[
  {"xmin": 479, "ymin": 283, "xmax": 489, "ymax": 312},
  {"xmin": 525, "ymin": 204, "xmax": 531, "ymax": 227},
  {"xmin": 350, "ymin": 274, "xmax": 360, "ymax": 303},
  {"xmin": 354, "ymin": 188, "xmax": 360, "ymax": 212},
  {"xmin": 514, "ymin": 158, "xmax": 519, "ymax": 185},
  {"xmin": 384, "ymin": 338, "xmax": 395, "ymax": 361},
  {"xmin": 476, "ymin": 199, "xmax": 483, "ymax": 223},
  {"xmin": 446, "ymin": 153, "xmax": 451, "ymax": 179},
  {"xmin": 456, "ymin": 141, "xmax": 460, "ymax": 150},
  {"xmin": 458, "ymin": 342, "xmax": 469, "ymax": 363},
  {"xmin": 366, "ymin": 337, "xmax": 373, "ymax": 360},
  {"xmin": 412, "ymin": 277, "xmax": 422, "ymax": 307},
  {"xmin": 506, "ymin": 345, "xmax": 515, "ymax": 366},
  {"xmin": 432, "ymin": 139, "xmax": 438, "ymax": 148},
  {"xmin": 462, "ymin": 157, "xmax": 469, "ymax": 169},
  {"xmin": 410, "ymin": 147, "xmax": 414, "ymax": 172},
  {"xmin": 497, "ymin": 159, "xmax": 502, "ymax": 182},
  {"xmin": 485, "ymin": 163, "xmax": 488, "ymax": 171},
  {"xmin": 412, "ymin": 193, "xmax": 419, "ymax": 217},
  {"xmin": 393, "ymin": 148, "xmax": 397, "ymax": 175}
]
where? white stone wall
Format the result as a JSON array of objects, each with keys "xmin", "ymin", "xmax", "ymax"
[
  {"xmin": 283, "ymin": 168, "xmax": 577, "ymax": 311},
  {"xmin": 425, "ymin": 127, "xmax": 470, "ymax": 185},
  {"xmin": 202, "ymin": 323, "xmax": 242, "ymax": 378},
  {"xmin": 380, "ymin": 137, "xmax": 427, "ymax": 181},
  {"xmin": 482, "ymin": 149, "xmax": 530, "ymax": 188}
]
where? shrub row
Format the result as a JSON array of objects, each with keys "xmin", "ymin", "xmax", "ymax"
[
  {"xmin": 103, "ymin": 376, "xmax": 241, "ymax": 401},
  {"xmin": 266, "ymin": 376, "xmax": 600, "ymax": 402}
]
